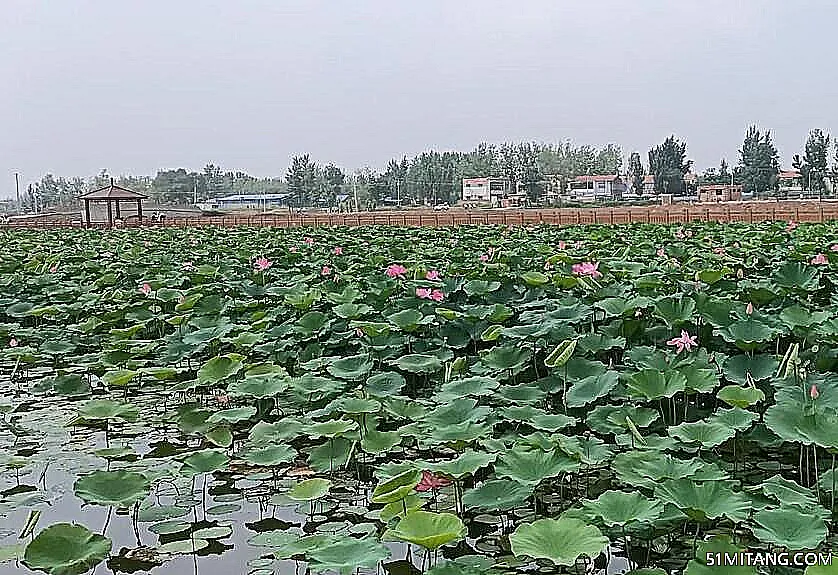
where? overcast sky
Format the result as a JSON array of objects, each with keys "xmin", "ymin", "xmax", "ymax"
[{"xmin": 2, "ymin": 0, "xmax": 836, "ymax": 193}]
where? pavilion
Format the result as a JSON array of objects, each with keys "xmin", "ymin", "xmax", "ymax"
[{"xmin": 79, "ymin": 179, "xmax": 147, "ymax": 227}]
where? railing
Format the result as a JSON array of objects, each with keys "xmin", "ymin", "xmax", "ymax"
[{"xmin": 4, "ymin": 201, "xmax": 838, "ymax": 229}]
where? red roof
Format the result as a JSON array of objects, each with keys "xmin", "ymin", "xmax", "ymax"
[
  {"xmin": 698, "ymin": 184, "xmax": 743, "ymax": 191},
  {"xmin": 572, "ymin": 175, "xmax": 620, "ymax": 183},
  {"xmin": 779, "ymin": 170, "xmax": 802, "ymax": 180}
]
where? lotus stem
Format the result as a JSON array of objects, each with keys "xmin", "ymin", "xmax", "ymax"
[
  {"xmin": 831, "ymin": 453, "xmax": 836, "ymax": 517},
  {"xmin": 814, "ymin": 445, "xmax": 821, "ymax": 501}
]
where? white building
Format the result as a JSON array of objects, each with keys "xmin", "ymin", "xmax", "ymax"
[
  {"xmin": 461, "ymin": 178, "xmax": 508, "ymax": 206},
  {"xmin": 566, "ymin": 175, "xmax": 627, "ymax": 201}
]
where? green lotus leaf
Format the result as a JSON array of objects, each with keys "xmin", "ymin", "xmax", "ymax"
[
  {"xmin": 566, "ymin": 372, "xmax": 619, "ymax": 408},
  {"xmin": 23, "ymin": 523, "xmax": 112, "ymax": 575},
  {"xmin": 656, "ymin": 479, "xmax": 750, "ymax": 523},
  {"xmin": 482, "ymin": 346, "xmax": 532, "ymax": 371},
  {"xmin": 384, "ymin": 511, "xmax": 466, "ymax": 550},
  {"xmin": 425, "ymin": 398, "xmax": 490, "ymax": 426},
  {"xmin": 361, "ymin": 430, "xmax": 401, "ymax": 454},
  {"xmin": 73, "ymin": 399, "xmax": 138, "ymax": 423},
  {"xmin": 392, "ymin": 354, "xmax": 443, "ymax": 373},
  {"xmin": 581, "ymin": 490, "xmax": 663, "ymax": 527},
  {"xmin": 305, "ymin": 418, "xmax": 357, "ymax": 438},
  {"xmin": 752, "ymin": 508, "xmax": 828, "ymax": 550},
  {"xmin": 717, "ymin": 385, "xmax": 765, "ymax": 408},
  {"xmin": 307, "ymin": 437, "xmax": 354, "ymax": 473},
  {"xmin": 722, "ymin": 354, "xmax": 778, "ymax": 385},
  {"xmin": 462, "ymin": 480, "xmax": 532, "ymax": 512},
  {"xmin": 248, "ymin": 530, "xmax": 300, "ymax": 548},
  {"xmin": 74, "ymin": 470, "xmax": 150, "ymax": 508},
  {"xmin": 462, "ymin": 280, "xmax": 501, "ymax": 296},
  {"xmin": 192, "ymin": 525, "xmax": 234, "ymax": 540},
  {"xmin": 625, "ymin": 369, "xmax": 686, "ymax": 400},
  {"xmin": 242, "ymin": 445, "xmax": 296, "ymax": 467},
  {"xmin": 158, "ymin": 538, "xmax": 210, "ymax": 555},
  {"xmin": 287, "ymin": 478, "xmax": 332, "ymax": 501},
  {"xmin": 654, "ymin": 297, "xmax": 695, "ymax": 327},
  {"xmin": 521, "ymin": 271, "xmax": 550, "ymax": 286},
  {"xmin": 510, "ymin": 517, "xmax": 607, "ymax": 566},
  {"xmin": 380, "ymin": 494, "xmax": 426, "ymax": 521},
  {"xmin": 180, "ymin": 449, "xmax": 230, "ymax": 476},
  {"xmin": 387, "ymin": 309, "xmax": 425, "ymax": 332},
  {"xmin": 371, "ymin": 469, "xmax": 421, "ymax": 504},
  {"xmin": 495, "ymin": 448, "xmax": 578, "ymax": 485},
  {"xmin": 102, "ymin": 369, "xmax": 137, "ymax": 387},
  {"xmin": 426, "ymin": 450, "xmax": 497, "ymax": 479},
  {"xmin": 365, "ymin": 372, "xmax": 406, "ymax": 396},
  {"xmin": 773, "ymin": 261, "xmax": 819, "ymax": 291},
  {"xmin": 227, "ymin": 374, "xmax": 289, "ymax": 398},
  {"xmin": 308, "ymin": 535, "xmax": 390, "ymax": 574},
  {"xmin": 684, "ymin": 535, "xmax": 757, "ymax": 574},
  {"xmin": 197, "ymin": 354, "xmax": 244, "ymax": 385},
  {"xmin": 327, "ymin": 354, "xmax": 374, "ymax": 379},
  {"xmin": 207, "ymin": 406, "xmax": 257, "ymax": 424},
  {"xmin": 439, "ymin": 376, "xmax": 499, "ymax": 399},
  {"xmin": 669, "ymin": 420, "xmax": 736, "ymax": 448}
]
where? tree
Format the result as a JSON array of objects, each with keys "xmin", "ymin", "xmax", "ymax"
[
  {"xmin": 628, "ymin": 152, "xmax": 644, "ymax": 195},
  {"xmin": 648, "ymin": 136, "xmax": 692, "ymax": 195},
  {"xmin": 792, "ymin": 129, "xmax": 830, "ymax": 192},
  {"xmin": 151, "ymin": 169, "xmax": 199, "ymax": 204},
  {"xmin": 593, "ymin": 144, "xmax": 623, "ymax": 174},
  {"xmin": 719, "ymin": 159, "xmax": 732, "ymax": 184},
  {"xmin": 202, "ymin": 163, "xmax": 225, "ymax": 198},
  {"xmin": 738, "ymin": 126, "xmax": 779, "ymax": 197},
  {"xmin": 285, "ymin": 155, "xmax": 318, "ymax": 208},
  {"xmin": 320, "ymin": 163, "xmax": 345, "ymax": 207}
]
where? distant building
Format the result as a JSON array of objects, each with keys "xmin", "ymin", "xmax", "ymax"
[
  {"xmin": 698, "ymin": 184, "xmax": 743, "ymax": 203},
  {"xmin": 566, "ymin": 175, "xmax": 626, "ymax": 202},
  {"xmin": 778, "ymin": 170, "xmax": 804, "ymax": 195},
  {"xmin": 461, "ymin": 177, "xmax": 509, "ymax": 206},
  {"xmin": 196, "ymin": 193, "xmax": 290, "ymax": 211}
]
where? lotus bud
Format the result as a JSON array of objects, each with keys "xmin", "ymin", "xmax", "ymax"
[
  {"xmin": 746, "ymin": 302, "xmax": 753, "ymax": 315},
  {"xmin": 810, "ymin": 384, "xmax": 819, "ymax": 400},
  {"xmin": 737, "ymin": 268, "xmax": 744, "ymax": 279}
]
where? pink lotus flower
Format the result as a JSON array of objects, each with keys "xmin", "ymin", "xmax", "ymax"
[
  {"xmin": 574, "ymin": 241, "xmax": 583, "ymax": 249},
  {"xmin": 415, "ymin": 470, "xmax": 452, "ymax": 492},
  {"xmin": 416, "ymin": 287, "xmax": 431, "ymax": 299},
  {"xmin": 289, "ymin": 246, "xmax": 298, "ymax": 253},
  {"xmin": 333, "ymin": 247, "xmax": 343, "ymax": 255},
  {"xmin": 479, "ymin": 254, "xmax": 489, "ymax": 262},
  {"xmin": 215, "ymin": 394, "xmax": 230, "ymax": 406},
  {"xmin": 786, "ymin": 221, "xmax": 798, "ymax": 232},
  {"xmin": 713, "ymin": 247, "xmax": 726, "ymax": 255},
  {"xmin": 831, "ymin": 244, "xmax": 838, "ymax": 253},
  {"xmin": 667, "ymin": 330, "xmax": 698, "ymax": 353},
  {"xmin": 9, "ymin": 338, "xmax": 18, "ymax": 348},
  {"xmin": 355, "ymin": 328, "xmax": 364, "ymax": 337},
  {"xmin": 140, "ymin": 283, "xmax": 151, "ymax": 296},
  {"xmin": 746, "ymin": 302, "xmax": 754, "ymax": 315},
  {"xmin": 811, "ymin": 384, "xmax": 820, "ymax": 400},
  {"xmin": 49, "ymin": 263, "xmax": 59, "ymax": 273},
  {"xmin": 675, "ymin": 228, "xmax": 685, "ymax": 239},
  {"xmin": 321, "ymin": 266, "xmax": 332, "ymax": 276},
  {"xmin": 304, "ymin": 237, "xmax": 314, "ymax": 246},
  {"xmin": 254, "ymin": 257, "xmax": 272, "ymax": 271},
  {"xmin": 425, "ymin": 270, "xmax": 440, "ymax": 280},
  {"xmin": 571, "ymin": 261, "xmax": 602, "ymax": 278},
  {"xmin": 385, "ymin": 264, "xmax": 407, "ymax": 279},
  {"xmin": 558, "ymin": 241, "xmax": 566, "ymax": 250},
  {"xmin": 812, "ymin": 254, "xmax": 828, "ymax": 265},
  {"xmin": 656, "ymin": 248, "xmax": 665, "ymax": 257},
  {"xmin": 429, "ymin": 290, "xmax": 444, "ymax": 302}
]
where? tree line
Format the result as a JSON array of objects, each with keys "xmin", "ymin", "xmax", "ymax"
[{"xmin": 18, "ymin": 126, "xmax": 838, "ymax": 211}]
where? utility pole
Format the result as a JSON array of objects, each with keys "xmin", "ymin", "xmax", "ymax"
[
  {"xmin": 14, "ymin": 173, "xmax": 20, "ymax": 213},
  {"xmin": 353, "ymin": 176, "xmax": 359, "ymax": 213}
]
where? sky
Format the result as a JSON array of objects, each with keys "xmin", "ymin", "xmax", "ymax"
[{"xmin": 2, "ymin": 0, "xmax": 837, "ymax": 194}]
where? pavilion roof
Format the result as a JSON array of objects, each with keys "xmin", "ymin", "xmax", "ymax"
[{"xmin": 79, "ymin": 179, "xmax": 148, "ymax": 200}]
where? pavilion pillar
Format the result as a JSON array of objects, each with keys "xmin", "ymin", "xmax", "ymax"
[
  {"xmin": 115, "ymin": 201, "xmax": 121, "ymax": 219},
  {"xmin": 84, "ymin": 200, "xmax": 91, "ymax": 228},
  {"xmin": 137, "ymin": 200, "xmax": 143, "ymax": 223},
  {"xmin": 106, "ymin": 201, "xmax": 113, "ymax": 228}
]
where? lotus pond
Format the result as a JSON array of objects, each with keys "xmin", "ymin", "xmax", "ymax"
[{"xmin": 3, "ymin": 222, "xmax": 838, "ymax": 575}]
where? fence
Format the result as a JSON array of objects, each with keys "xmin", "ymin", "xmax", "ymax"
[{"xmin": 4, "ymin": 202, "xmax": 838, "ymax": 230}]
